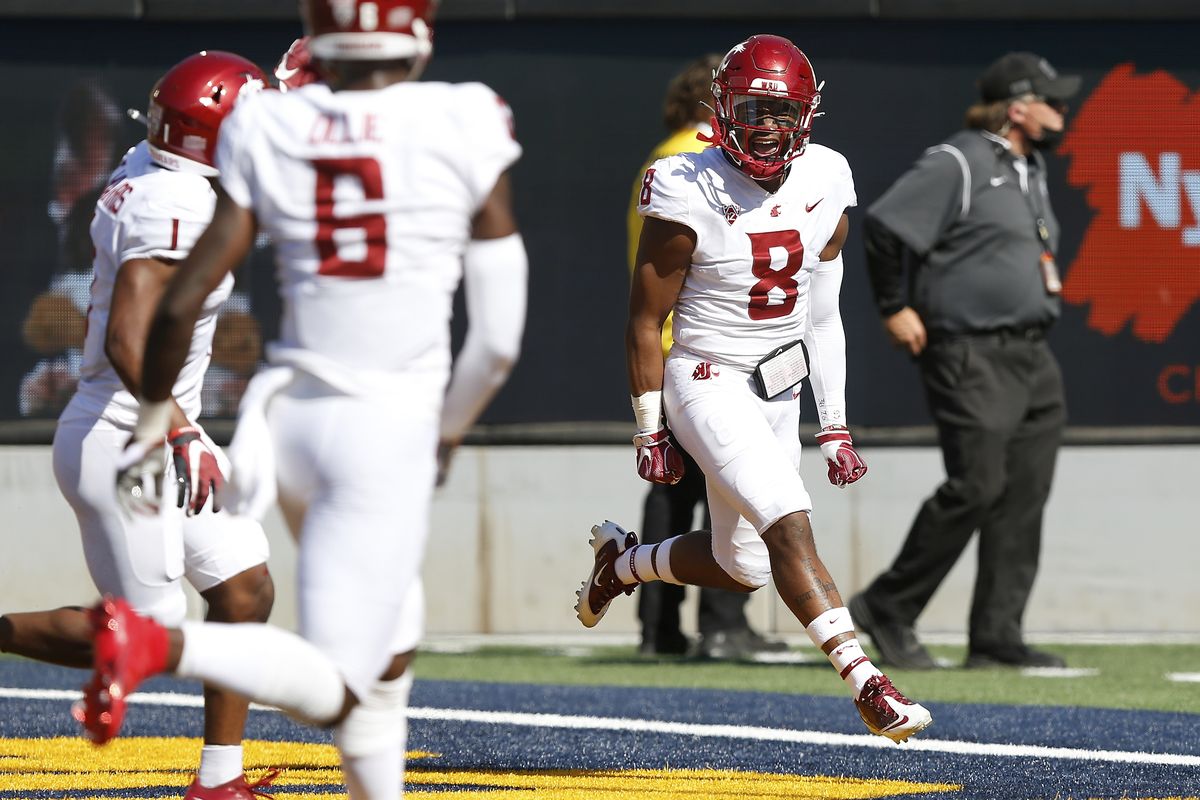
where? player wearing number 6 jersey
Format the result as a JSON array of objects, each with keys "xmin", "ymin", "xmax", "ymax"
[
  {"xmin": 89, "ymin": 2, "xmax": 527, "ymax": 797},
  {"xmin": 577, "ymin": 34, "xmax": 931, "ymax": 743}
]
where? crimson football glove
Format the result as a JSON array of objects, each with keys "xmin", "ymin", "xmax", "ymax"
[
  {"xmin": 633, "ymin": 427, "xmax": 685, "ymax": 485},
  {"xmin": 275, "ymin": 37, "xmax": 320, "ymax": 92},
  {"xmin": 168, "ymin": 426, "xmax": 224, "ymax": 515},
  {"xmin": 816, "ymin": 426, "xmax": 868, "ymax": 488}
]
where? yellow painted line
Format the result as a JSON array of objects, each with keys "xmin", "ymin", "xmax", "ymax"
[{"xmin": 0, "ymin": 737, "xmax": 959, "ymax": 799}]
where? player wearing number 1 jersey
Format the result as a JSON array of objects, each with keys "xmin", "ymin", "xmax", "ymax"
[
  {"xmin": 0, "ymin": 52, "xmax": 278, "ymax": 797},
  {"xmin": 87, "ymin": 2, "xmax": 527, "ymax": 798},
  {"xmin": 577, "ymin": 34, "xmax": 931, "ymax": 743}
]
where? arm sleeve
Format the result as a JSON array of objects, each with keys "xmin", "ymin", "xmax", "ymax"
[
  {"xmin": 439, "ymin": 233, "xmax": 528, "ymax": 441},
  {"xmin": 803, "ymin": 253, "xmax": 847, "ymax": 430},
  {"xmin": 863, "ymin": 215, "xmax": 923, "ymax": 318},
  {"xmin": 115, "ymin": 179, "xmax": 216, "ymax": 265}
]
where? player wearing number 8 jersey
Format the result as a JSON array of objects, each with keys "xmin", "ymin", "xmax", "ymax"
[
  {"xmin": 90, "ymin": 2, "xmax": 527, "ymax": 797},
  {"xmin": 577, "ymin": 34, "xmax": 931, "ymax": 742}
]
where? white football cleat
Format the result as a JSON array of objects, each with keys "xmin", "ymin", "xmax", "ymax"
[
  {"xmin": 855, "ymin": 673, "xmax": 933, "ymax": 743},
  {"xmin": 574, "ymin": 521, "xmax": 638, "ymax": 628}
]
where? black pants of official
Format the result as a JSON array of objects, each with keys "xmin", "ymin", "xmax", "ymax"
[
  {"xmin": 862, "ymin": 332, "xmax": 1066, "ymax": 653},
  {"xmin": 637, "ymin": 446, "xmax": 750, "ymax": 644}
]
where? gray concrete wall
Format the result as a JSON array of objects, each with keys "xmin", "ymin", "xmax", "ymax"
[{"xmin": 2, "ymin": 444, "xmax": 1196, "ymax": 638}]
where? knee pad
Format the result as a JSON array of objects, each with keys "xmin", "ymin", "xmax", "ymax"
[
  {"xmin": 721, "ymin": 548, "xmax": 772, "ymax": 590},
  {"xmin": 333, "ymin": 671, "xmax": 413, "ymax": 758},
  {"xmin": 140, "ymin": 590, "xmax": 188, "ymax": 629}
]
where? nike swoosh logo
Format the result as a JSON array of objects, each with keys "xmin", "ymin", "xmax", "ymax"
[
  {"xmin": 592, "ymin": 563, "xmax": 610, "ymax": 589},
  {"xmin": 806, "ymin": 198, "xmax": 823, "ymax": 212},
  {"xmin": 882, "ymin": 714, "xmax": 910, "ymax": 732},
  {"xmin": 275, "ymin": 65, "xmax": 299, "ymax": 81}
]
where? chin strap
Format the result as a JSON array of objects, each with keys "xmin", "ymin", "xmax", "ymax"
[
  {"xmin": 698, "ymin": 115, "xmax": 804, "ymax": 181},
  {"xmin": 696, "ymin": 116, "xmax": 722, "ymax": 147}
]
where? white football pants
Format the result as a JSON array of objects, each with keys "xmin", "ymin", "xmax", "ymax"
[
  {"xmin": 52, "ymin": 409, "xmax": 270, "ymax": 627},
  {"xmin": 268, "ymin": 371, "xmax": 439, "ymax": 699},
  {"xmin": 663, "ymin": 352, "xmax": 814, "ymax": 589}
]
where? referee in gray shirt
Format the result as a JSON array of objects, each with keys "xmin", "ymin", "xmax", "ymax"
[{"xmin": 849, "ymin": 53, "xmax": 1078, "ymax": 670}]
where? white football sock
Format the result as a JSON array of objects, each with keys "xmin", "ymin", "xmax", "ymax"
[
  {"xmin": 197, "ymin": 744, "xmax": 242, "ymax": 788},
  {"xmin": 335, "ymin": 672, "xmax": 412, "ymax": 800},
  {"xmin": 177, "ymin": 622, "xmax": 346, "ymax": 725},
  {"xmin": 613, "ymin": 536, "xmax": 683, "ymax": 585},
  {"xmin": 826, "ymin": 638, "xmax": 882, "ymax": 695},
  {"xmin": 804, "ymin": 607, "xmax": 882, "ymax": 695}
]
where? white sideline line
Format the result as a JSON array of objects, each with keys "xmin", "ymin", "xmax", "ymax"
[
  {"xmin": 1167, "ymin": 672, "xmax": 1200, "ymax": 683},
  {"xmin": 2, "ymin": 687, "xmax": 1197, "ymax": 768}
]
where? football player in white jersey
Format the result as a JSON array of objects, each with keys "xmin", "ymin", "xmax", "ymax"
[
  {"xmin": 0, "ymin": 53, "xmax": 278, "ymax": 797},
  {"xmin": 576, "ymin": 35, "xmax": 932, "ymax": 743},
  {"xmin": 84, "ymin": 2, "xmax": 527, "ymax": 798}
]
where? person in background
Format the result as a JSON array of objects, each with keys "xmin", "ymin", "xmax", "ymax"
[
  {"xmin": 850, "ymin": 52, "xmax": 1076, "ymax": 671},
  {"xmin": 626, "ymin": 53, "xmax": 784, "ymax": 661}
]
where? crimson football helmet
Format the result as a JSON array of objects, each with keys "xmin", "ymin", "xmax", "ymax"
[
  {"xmin": 145, "ymin": 51, "xmax": 268, "ymax": 176},
  {"xmin": 709, "ymin": 35, "xmax": 822, "ymax": 181},
  {"xmin": 303, "ymin": 0, "xmax": 438, "ymax": 76}
]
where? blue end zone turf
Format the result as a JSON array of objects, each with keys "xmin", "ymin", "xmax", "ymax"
[{"xmin": 0, "ymin": 660, "xmax": 1197, "ymax": 798}]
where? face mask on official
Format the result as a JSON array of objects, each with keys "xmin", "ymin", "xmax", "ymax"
[{"xmin": 1017, "ymin": 95, "xmax": 1067, "ymax": 152}]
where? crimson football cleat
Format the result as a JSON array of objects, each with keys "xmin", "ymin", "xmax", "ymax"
[
  {"xmin": 184, "ymin": 769, "xmax": 281, "ymax": 799},
  {"xmin": 575, "ymin": 521, "xmax": 638, "ymax": 628},
  {"xmin": 74, "ymin": 596, "xmax": 169, "ymax": 744},
  {"xmin": 854, "ymin": 674, "xmax": 933, "ymax": 743}
]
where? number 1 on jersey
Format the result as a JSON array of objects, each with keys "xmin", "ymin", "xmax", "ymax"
[{"xmin": 313, "ymin": 157, "xmax": 387, "ymax": 278}]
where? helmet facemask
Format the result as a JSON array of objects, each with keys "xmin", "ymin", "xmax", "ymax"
[{"xmin": 713, "ymin": 88, "xmax": 819, "ymax": 181}]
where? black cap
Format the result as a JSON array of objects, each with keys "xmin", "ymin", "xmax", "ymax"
[{"xmin": 978, "ymin": 52, "xmax": 1081, "ymax": 103}]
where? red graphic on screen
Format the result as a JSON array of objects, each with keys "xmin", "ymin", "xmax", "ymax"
[{"xmin": 1059, "ymin": 64, "xmax": 1200, "ymax": 343}]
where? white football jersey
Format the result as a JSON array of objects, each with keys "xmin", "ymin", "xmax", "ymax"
[
  {"xmin": 72, "ymin": 142, "xmax": 233, "ymax": 429},
  {"xmin": 639, "ymin": 144, "xmax": 856, "ymax": 371},
  {"xmin": 215, "ymin": 80, "xmax": 521, "ymax": 392}
]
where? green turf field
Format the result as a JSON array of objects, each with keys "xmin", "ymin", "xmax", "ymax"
[{"xmin": 413, "ymin": 642, "xmax": 1200, "ymax": 715}]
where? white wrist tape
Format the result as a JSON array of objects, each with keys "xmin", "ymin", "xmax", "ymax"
[
  {"xmin": 631, "ymin": 391, "xmax": 663, "ymax": 433},
  {"xmin": 133, "ymin": 399, "xmax": 173, "ymax": 444}
]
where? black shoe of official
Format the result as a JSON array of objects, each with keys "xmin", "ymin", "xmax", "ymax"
[
  {"xmin": 848, "ymin": 593, "xmax": 938, "ymax": 670},
  {"xmin": 638, "ymin": 630, "xmax": 690, "ymax": 657},
  {"xmin": 740, "ymin": 628, "xmax": 788, "ymax": 654},
  {"xmin": 696, "ymin": 630, "xmax": 750, "ymax": 661},
  {"xmin": 965, "ymin": 644, "xmax": 1065, "ymax": 669}
]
